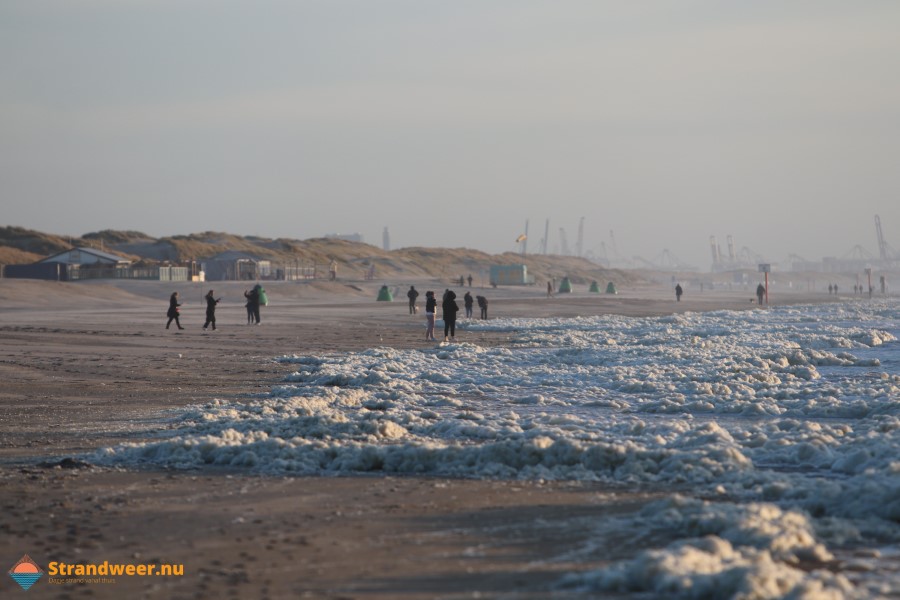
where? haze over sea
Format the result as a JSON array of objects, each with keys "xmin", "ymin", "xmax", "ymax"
[{"xmin": 97, "ymin": 299, "xmax": 900, "ymax": 598}]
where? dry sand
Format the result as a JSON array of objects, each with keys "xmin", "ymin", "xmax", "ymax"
[{"xmin": 0, "ymin": 277, "xmax": 834, "ymax": 599}]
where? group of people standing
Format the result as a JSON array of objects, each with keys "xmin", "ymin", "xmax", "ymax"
[
  {"xmin": 410, "ymin": 285, "xmax": 488, "ymax": 343},
  {"xmin": 165, "ymin": 284, "xmax": 265, "ymax": 331}
]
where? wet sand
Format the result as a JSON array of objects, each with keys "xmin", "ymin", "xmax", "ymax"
[{"xmin": 0, "ymin": 278, "xmax": 833, "ymax": 599}]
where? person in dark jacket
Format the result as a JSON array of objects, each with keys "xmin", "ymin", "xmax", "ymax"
[
  {"xmin": 407, "ymin": 286, "xmax": 419, "ymax": 315},
  {"xmin": 675, "ymin": 283, "xmax": 683, "ymax": 302},
  {"xmin": 166, "ymin": 292, "xmax": 184, "ymax": 330},
  {"xmin": 244, "ymin": 287, "xmax": 260, "ymax": 324},
  {"xmin": 203, "ymin": 290, "xmax": 220, "ymax": 330},
  {"xmin": 244, "ymin": 296, "xmax": 253, "ymax": 324},
  {"xmin": 463, "ymin": 291, "xmax": 474, "ymax": 318},
  {"xmin": 424, "ymin": 290, "xmax": 437, "ymax": 341},
  {"xmin": 756, "ymin": 283, "xmax": 766, "ymax": 305},
  {"xmin": 476, "ymin": 295, "xmax": 488, "ymax": 319},
  {"xmin": 442, "ymin": 289, "xmax": 459, "ymax": 342}
]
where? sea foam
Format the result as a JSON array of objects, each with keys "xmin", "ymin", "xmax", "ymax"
[{"xmin": 94, "ymin": 299, "xmax": 900, "ymax": 597}]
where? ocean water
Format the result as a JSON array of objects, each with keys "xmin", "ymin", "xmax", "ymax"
[{"xmin": 95, "ymin": 299, "xmax": 900, "ymax": 598}]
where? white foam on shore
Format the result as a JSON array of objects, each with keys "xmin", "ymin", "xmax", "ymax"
[{"xmin": 94, "ymin": 299, "xmax": 900, "ymax": 597}]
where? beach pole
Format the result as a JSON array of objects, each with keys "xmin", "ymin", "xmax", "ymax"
[{"xmin": 759, "ymin": 263, "xmax": 770, "ymax": 305}]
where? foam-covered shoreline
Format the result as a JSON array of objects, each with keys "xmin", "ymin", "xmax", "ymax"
[{"xmin": 93, "ymin": 300, "xmax": 900, "ymax": 598}]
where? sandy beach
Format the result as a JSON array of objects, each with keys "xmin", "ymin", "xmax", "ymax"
[{"xmin": 0, "ymin": 277, "xmax": 836, "ymax": 599}]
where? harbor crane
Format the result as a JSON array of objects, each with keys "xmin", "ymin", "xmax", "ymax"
[
  {"xmin": 874, "ymin": 214, "xmax": 897, "ymax": 261},
  {"xmin": 540, "ymin": 219, "xmax": 550, "ymax": 255},
  {"xmin": 559, "ymin": 228, "xmax": 571, "ymax": 256},
  {"xmin": 576, "ymin": 217, "xmax": 585, "ymax": 258}
]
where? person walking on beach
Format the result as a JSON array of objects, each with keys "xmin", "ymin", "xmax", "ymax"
[
  {"xmin": 675, "ymin": 283, "xmax": 683, "ymax": 302},
  {"xmin": 244, "ymin": 287, "xmax": 261, "ymax": 324},
  {"xmin": 407, "ymin": 286, "xmax": 419, "ymax": 315},
  {"xmin": 166, "ymin": 292, "xmax": 184, "ymax": 330},
  {"xmin": 463, "ymin": 291, "xmax": 474, "ymax": 318},
  {"xmin": 329, "ymin": 260, "xmax": 338, "ymax": 281},
  {"xmin": 203, "ymin": 290, "xmax": 220, "ymax": 330},
  {"xmin": 756, "ymin": 283, "xmax": 766, "ymax": 305},
  {"xmin": 424, "ymin": 290, "xmax": 437, "ymax": 341},
  {"xmin": 442, "ymin": 289, "xmax": 459, "ymax": 342},
  {"xmin": 477, "ymin": 295, "xmax": 488, "ymax": 319},
  {"xmin": 467, "ymin": 274, "xmax": 473, "ymax": 287},
  {"xmin": 547, "ymin": 281, "xmax": 553, "ymax": 298}
]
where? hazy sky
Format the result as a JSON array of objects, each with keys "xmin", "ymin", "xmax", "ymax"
[{"xmin": 3, "ymin": 1, "xmax": 900, "ymax": 269}]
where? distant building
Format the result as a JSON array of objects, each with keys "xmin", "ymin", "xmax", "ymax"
[
  {"xmin": 325, "ymin": 233, "xmax": 364, "ymax": 243},
  {"xmin": 3, "ymin": 247, "xmax": 133, "ymax": 281},
  {"xmin": 3, "ymin": 246, "xmax": 190, "ymax": 281},
  {"xmin": 201, "ymin": 251, "xmax": 272, "ymax": 281},
  {"xmin": 489, "ymin": 264, "xmax": 534, "ymax": 286},
  {"xmin": 39, "ymin": 247, "xmax": 132, "ymax": 268}
]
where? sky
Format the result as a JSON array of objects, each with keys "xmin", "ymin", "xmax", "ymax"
[{"xmin": 2, "ymin": 1, "xmax": 900, "ymax": 270}]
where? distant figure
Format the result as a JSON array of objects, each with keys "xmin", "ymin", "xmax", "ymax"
[
  {"xmin": 833, "ymin": 284, "xmax": 838, "ymax": 295},
  {"xmin": 407, "ymin": 285, "xmax": 419, "ymax": 315},
  {"xmin": 477, "ymin": 295, "xmax": 488, "ymax": 319},
  {"xmin": 203, "ymin": 290, "xmax": 220, "ymax": 330},
  {"xmin": 675, "ymin": 283, "xmax": 683, "ymax": 302},
  {"xmin": 244, "ymin": 287, "xmax": 261, "ymax": 324},
  {"xmin": 367, "ymin": 264, "xmax": 375, "ymax": 280},
  {"xmin": 329, "ymin": 260, "xmax": 338, "ymax": 281},
  {"xmin": 442, "ymin": 289, "xmax": 459, "ymax": 342},
  {"xmin": 828, "ymin": 283, "xmax": 833, "ymax": 295},
  {"xmin": 166, "ymin": 292, "xmax": 184, "ymax": 330},
  {"xmin": 881, "ymin": 275, "xmax": 886, "ymax": 295},
  {"xmin": 459, "ymin": 275, "xmax": 465, "ymax": 286},
  {"xmin": 547, "ymin": 281, "xmax": 553, "ymax": 298},
  {"xmin": 467, "ymin": 274, "xmax": 473, "ymax": 287},
  {"xmin": 424, "ymin": 291, "xmax": 437, "ymax": 341},
  {"xmin": 756, "ymin": 283, "xmax": 765, "ymax": 305},
  {"xmin": 244, "ymin": 294, "xmax": 253, "ymax": 324},
  {"xmin": 463, "ymin": 291, "xmax": 474, "ymax": 318}
]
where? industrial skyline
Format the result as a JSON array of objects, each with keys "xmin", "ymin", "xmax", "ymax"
[{"xmin": 506, "ymin": 213, "xmax": 898, "ymax": 272}]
